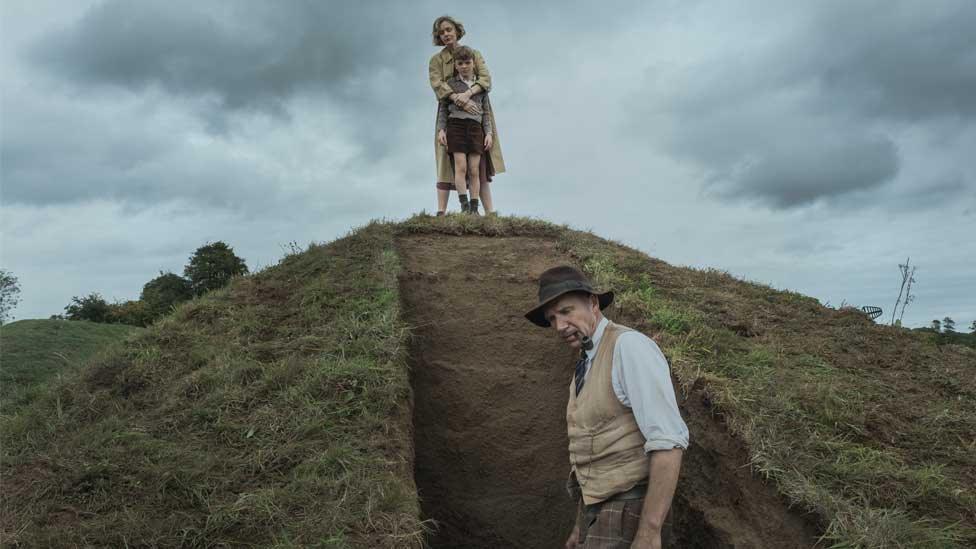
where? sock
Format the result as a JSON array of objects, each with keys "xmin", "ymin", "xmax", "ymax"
[
  {"xmin": 458, "ymin": 194, "xmax": 469, "ymax": 207},
  {"xmin": 469, "ymin": 198, "xmax": 480, "ymax": 212}
]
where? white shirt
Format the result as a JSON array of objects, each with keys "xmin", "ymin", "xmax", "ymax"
[{"xmin": 581, "ymin": 317, "xmax": 690, "ymax": 453}]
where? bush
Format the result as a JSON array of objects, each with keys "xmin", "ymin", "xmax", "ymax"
[
  {"xmin": 107, "ymin": 300, "xmax": 151, "ymax": 327},
  {"xmin": 184, "ymin": 242, "xmax": 248, "ymax": 296},
  {"xmin": 64, "ymin": 293, "xmax": 112, "ymax": 323},
  {"xmin": 141, "ymin": 272, "xmax": 193, "ymax": 321}
]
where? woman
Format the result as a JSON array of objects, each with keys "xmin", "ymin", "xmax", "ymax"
[{"xmin": 428, "ymin": 15, "xmax": 505, "ymax": 215}]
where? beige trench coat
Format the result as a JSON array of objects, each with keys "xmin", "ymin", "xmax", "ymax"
[{"xmin": 428, "ymin": 47, "xmax": 506, "ymax": 186}]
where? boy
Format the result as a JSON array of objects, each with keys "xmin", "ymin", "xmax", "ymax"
[{"xmin": 436, "ymin": 46, "xmax": 494, "ymax": 215}]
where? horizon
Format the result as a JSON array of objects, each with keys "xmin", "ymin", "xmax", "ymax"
[{"xmin": 2, "ymin": 1, "xmax": 974, "ymax": 328}]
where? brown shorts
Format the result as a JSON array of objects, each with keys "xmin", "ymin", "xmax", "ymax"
[{"xmin": 446, "ymin": 117, "xmax": 485, "ymax": 154}]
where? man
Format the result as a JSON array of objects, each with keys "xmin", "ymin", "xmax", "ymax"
[{"xmin": 525, "ymin": 266, "xmax": 689, "ymax": 548}]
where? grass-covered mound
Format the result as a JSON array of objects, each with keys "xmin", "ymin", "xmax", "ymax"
[
  {"xmin": 2, "ymin": 214, "xmax": 973, "ymax": 548},
  {"xmin": 0, "ymin": 319, "xmax": 142, "ymax": 408},
  {"xmin": 398, "ymin": 215, "xmax": 976, "ymax": 548},
  {"xmin": 552, "ymin": 228, "xmax": 976, "ymax": 548},
  {"xmin": 1, "ymin": 223, "xmax": 422, "ymax": 547}
]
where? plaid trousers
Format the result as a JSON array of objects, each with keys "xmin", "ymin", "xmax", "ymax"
[
  {"xmin": 575, "ymin": 499, "xmax": 674, "ymax": 548},
  {"xmin": 576, "ymin": 498, "xmax": 644, "ymax": 548}
]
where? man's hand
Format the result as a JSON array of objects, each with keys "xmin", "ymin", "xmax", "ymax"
[
  {"xmin": 631, "ymin": 528, "xmax": 662, "ymax": 549},
  {"xmin": 437, "ymin": 129, "xmax": 447, "ymax": 146},
  {"xmin": 484, "ymin": 132, "xmax": 493, "ymax": 151},
  {"xmin": 632, "ymin": 449, "xmax": 682, "ymax": 549},
  {"xmin": 564, "ymin": 525, "xmax": 580, "ymax": 548}
]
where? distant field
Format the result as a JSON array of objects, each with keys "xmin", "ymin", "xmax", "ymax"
[{"xmin": 0, "ymin": 319, "xmax": 142, "ymax": 405}]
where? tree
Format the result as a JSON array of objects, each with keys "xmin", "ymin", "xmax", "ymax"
[
  {"xmin": 970, "ymin": 320, "xmax": 976, "ymax": 334},
  {"xmin": 141, "ymin": 271, "xmax": 193, "ymax": 321},
  {"xmin": 0, "ymin": 269, "xmax": 21, "ymax": 325},
  {"xmin": 183, "ymin": 242, "xmax": 248, "ymax": 296},
  {"xmin": 930, "ymin": 319, "xmax": 942, "ymax": 332},
  {"xmin": 64, "ymin": 293, "xmax": 111, "ymax": 323},
  {"xmin": 943, "ymin": 317, "xmax": 956, "ymax": 333}
]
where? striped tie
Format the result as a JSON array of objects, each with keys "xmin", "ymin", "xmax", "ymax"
[{"xmin": 574, "ymin": 351, "xmax": 588, "ymax": 397}]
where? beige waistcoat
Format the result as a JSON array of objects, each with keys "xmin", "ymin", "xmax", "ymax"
[{"xmin": 567, "ymin": 322, "xmax": 650, "ymax": 505}]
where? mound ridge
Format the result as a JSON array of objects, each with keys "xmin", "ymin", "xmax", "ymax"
[
  {"xmin": 2, "ymin": 215, "xmax": 973, "ymax": 548},
  {"xmin": 1, "ymin": 319, "xmax": 142, "ymax": 409}
]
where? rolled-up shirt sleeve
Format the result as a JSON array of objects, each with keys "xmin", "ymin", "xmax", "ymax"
[{"xmin": 612, "ymin": 332, "xmax": 690, "ymax": 452}]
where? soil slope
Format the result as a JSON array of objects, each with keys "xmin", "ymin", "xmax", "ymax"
[
  {"xmin": 400, "ymin": 235, "xmax": 578, "ymax": 548},
  {"xmin": 398, "ymin": 233, "xmax": 820, "ymax": 548}
]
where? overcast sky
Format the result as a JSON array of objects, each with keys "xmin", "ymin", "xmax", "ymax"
[{"xmin": 2, "ymin": 0, "xmax": 974, "ymax": 329}]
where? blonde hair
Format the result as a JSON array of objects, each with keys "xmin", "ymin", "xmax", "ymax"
[{"xmin": 432, "ymin": 15, "xmax": 466, "ymax": 46}]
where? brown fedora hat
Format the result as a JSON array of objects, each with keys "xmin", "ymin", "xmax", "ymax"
[{"xmin": 525, "ymin": 265, "xmax": 614, "ymax": 327}]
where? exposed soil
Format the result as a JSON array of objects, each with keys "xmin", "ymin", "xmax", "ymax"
[
  {"xmin": 398, "ymin": 235, "xmax": 578, "ymax": 548},
  {"xmin": 397, "ymin": 234, "xmax": 822, "ymax": 548}
]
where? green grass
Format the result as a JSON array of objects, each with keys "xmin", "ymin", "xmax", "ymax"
[
  {"xmin": 397, "ymin": 214, "xmax": 976, "ymax": 547},
  {"xmin": 0, "ymin": 319, "xmax": 142, "ymax": 409},
  {"xmin": 551, "ymin": 226, "xmax": 976, "ymax": 548},
  {"xmin": 1, "ymin": 222, "xmax": 424, "ymax": 547},
  {"xmin": 3, "ymin": 213, "xmax": 974, "ymax": 548}
]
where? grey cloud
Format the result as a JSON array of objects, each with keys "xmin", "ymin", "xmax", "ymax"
[
  {"xmin": 708, "ymin": 135, "xmax": 899, "ymax": 208},
  {"xmin": 22, "ymin": 0, "xmax": 517, "ymax": 167},
  {"xmin": 801, "ymin": 1, "xmax": 976, "ymax": 122},
  {"xmin": 0, "ymin": 93, "xmax": 272, "ymax": 209},
  {"xmin": 643, "ymin": 0, "xmax": 976, "ymax": 210},
  {"xmin": 30, "ymin": 0, "xmax": 408, "ymax": 114},
  {"xmin": 887, "ymin": 176, "xmax": 971, "ymax": 212}
]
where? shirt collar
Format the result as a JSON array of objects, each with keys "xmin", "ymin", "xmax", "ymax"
[{"xmin": 585, "ymin": 316, "xmax": 610, "ymax": 358}]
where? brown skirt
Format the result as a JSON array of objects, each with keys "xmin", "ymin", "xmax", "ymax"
[{"xmin": 445, "ymin": 117, "xmax": 485, "ymax": 154}]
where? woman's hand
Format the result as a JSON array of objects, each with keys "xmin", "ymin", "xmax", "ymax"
[
  {"xmin": 484, "ymin": 132, "xmax": 493, "ymax": 151},
  {"xmin": 461, "ymin": 100, "xmax": 481, "ymax": 115},
  {"xmin": 438, "ymin": 129, "xmax": 447, "ymax": 146}
]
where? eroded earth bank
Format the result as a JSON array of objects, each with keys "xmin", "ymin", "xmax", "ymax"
[{"xmin": 397, "ymin": 234, "xmax": 821, "ymax": 548}]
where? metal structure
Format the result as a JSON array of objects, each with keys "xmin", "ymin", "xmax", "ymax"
[{"xmin": 860, "ymin": 306, "xmax": 883, "ymax": 320}]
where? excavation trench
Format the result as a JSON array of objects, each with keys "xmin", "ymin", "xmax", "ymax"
[{"xmin": 397, "ymin": 234, "xmax": 821, "ymax": 548}]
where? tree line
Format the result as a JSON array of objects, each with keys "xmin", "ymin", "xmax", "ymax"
[
  {"xmin": 56, "ymin": 242, "xmax": 248, "ymax": 327},
  {"xmin": 920, "ymin": 317, "xmax": 976, "ymax": 349}
]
